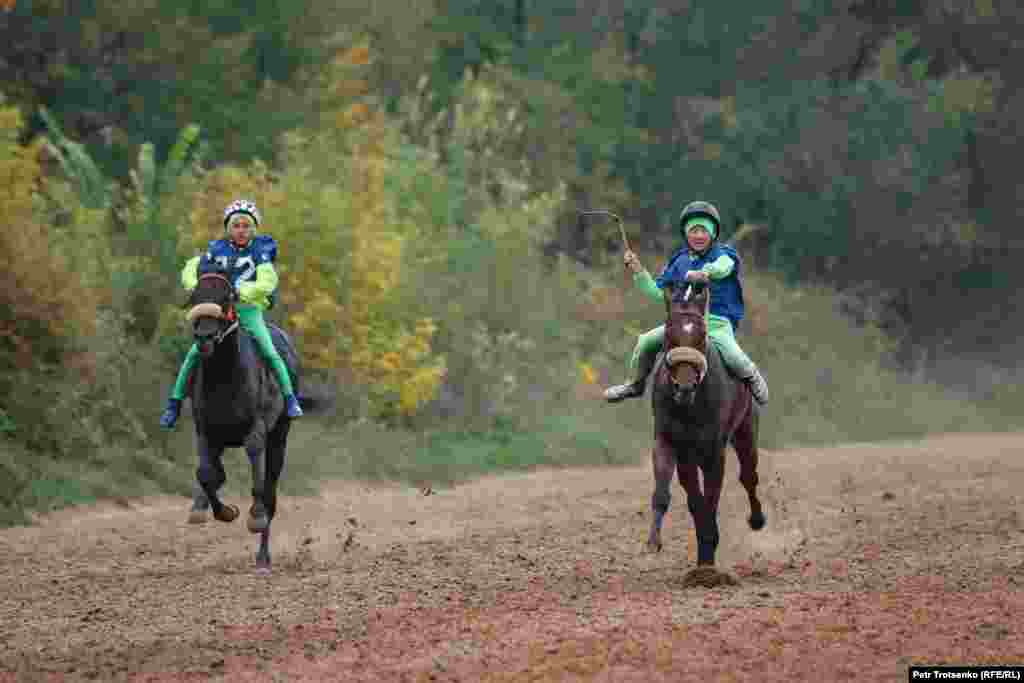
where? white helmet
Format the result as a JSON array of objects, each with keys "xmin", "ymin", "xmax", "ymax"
[{"xmin": 223, "ymin": 199, "xmax": 261, "ymax": 227}]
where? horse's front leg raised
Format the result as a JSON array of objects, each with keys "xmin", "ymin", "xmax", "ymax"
[
  {"xmin": 645, "ymin": 436, "xmax": 676, "ymax": 553},
  {"xmin": 733, "ymin": 409, "xmax": 766, "ymax": 530},
  {"xmin": 196, "ymin": 437, "xmax": 238, "ymax": 523}
]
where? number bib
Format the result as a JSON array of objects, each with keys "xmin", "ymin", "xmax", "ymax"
[{"xmin": 202, "ymin": 236, "xmax": 278, "ymax": 289}]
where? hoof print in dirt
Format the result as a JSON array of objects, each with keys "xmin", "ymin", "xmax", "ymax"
[
  {"xmin": 187, "ymin": 510, "xmax": 210, "ymax": 525},
  {"xmin": 683, "ymin": 566, "xmax": 738, "ymax": 589}
]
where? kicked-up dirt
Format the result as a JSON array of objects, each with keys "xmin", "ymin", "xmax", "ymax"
[{"xmin": 2, "ymin": 432, "xmax": 1024, "ymax": 681}]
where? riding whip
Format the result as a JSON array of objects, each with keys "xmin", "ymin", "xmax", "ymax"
[
  {"xmin": 579, "ymin": 209, "xmax": 630, "ymax": 252},
  {"xmin": 579, "ymin": 210, "xmax": 631, "ymax": 273}
]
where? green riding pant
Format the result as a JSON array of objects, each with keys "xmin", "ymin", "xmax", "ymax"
[
  {"xmin": 629, "ymin": 315, "xmax": 756, "ymax": 378},
  {"xmin": 172, "ymin": 304, "xmax": 295, "ymax": 399}
]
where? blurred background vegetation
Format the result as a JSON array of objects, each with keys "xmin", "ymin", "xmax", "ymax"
[{"xmin": 1, "ymin": 0, "xmax": 1022, "ymax": 524}]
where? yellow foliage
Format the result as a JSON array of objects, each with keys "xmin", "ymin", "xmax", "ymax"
[
  {"xmin": 334, "ymin": 106, "xmax": 445, "ymax": 417},
  {"xmin": 939, "ymin": 74, "xmax": 997, "ymax": 117},
  {"xmin": 340, "ymin": 45, "xmax": 372, "ymax": 67},
  {"xmin": 0, "ymin": 105, "xmax": 98, "ymax": 369},
  {"xmin": 973, "ymin": 0, "xmax": 995, "ymax": 19},
  {"xmin": 579, "ymin": 362, "xmax": 598, "ymax": 386},
  {"xmin": 337, "ymin": 102, "xmax": 373, "ymax": 129},
  {"xmin": 701, "ymin": 142, "xmax": 723, "ymax": 161},
  {"xmin": 183, "ymin": 163, "xmax": 285, "ymax": 253},
  {"xmin": 174, "ymin": 79, "xmax": 445, "ymax": 418},
  {"xmin": 720, "ymin": 96, "xmax": 738, "ymax": 130}
]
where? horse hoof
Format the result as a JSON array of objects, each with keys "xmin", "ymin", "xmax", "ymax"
[
  {"xmin": 642, "ymin": 542, "xmax": 663, "ymax": 555},
  {"xmin": 749, "ymin": 511, "xmax": 766, "ymax": 531},
  {"xmin": 247, "ymin": 513, "xmax": 269, "ymax": 533},
  {"xmin": 187, "ymin": 509, "xmax": 209, "ymax": 525},
  {"xmin": 214, "ymin": 504, "xmax": 240, "ymax": 523},
  {"xmin": 255, "ymin": 564, "xmax": 272, "ymax": 577}
]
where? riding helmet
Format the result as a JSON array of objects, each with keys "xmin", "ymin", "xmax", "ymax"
[
  {"xmin": 678, "ymin": 201, "xmax": 721, "ymax": 241},
  {"xmin": 223, "ymin": 199, "xmax": 262, "ymax": 228}
]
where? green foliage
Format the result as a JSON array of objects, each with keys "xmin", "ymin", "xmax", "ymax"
[
  {"xmin": 39, "ymin": 107, "xmax": 112, "ymax": 210},
  {"xmin": 5, "ymin": 0, "xmax": 1024, "ymax": 526}
]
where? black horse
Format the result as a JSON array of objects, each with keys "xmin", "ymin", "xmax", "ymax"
[
  {"xmin": 184, "ymin": 267, "xmax": 300, "ymax": 574},
  {"xmin": 644, "ymin": 282, "xmax": 765, "ymax": 583}
]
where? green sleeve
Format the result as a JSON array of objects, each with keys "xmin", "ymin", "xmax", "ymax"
[
  {"xmin": 181, "ymin": 255, "xmax": 200, "ymax": 291},
  {"xmin": 634, "ymin": 270, "xmax": 664, "ymax": 303},
  {"xmin": 701, "ymin": 254, "xmax": 735, "ymax": 280},
  {"xmin": 238, "ymin": 262, "xmax": 279, "ymax": 305}
]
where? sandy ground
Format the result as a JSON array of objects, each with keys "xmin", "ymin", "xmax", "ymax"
[{"xmin": 2, "ymin": 432, "xmax": 1024, "ymax": 682}]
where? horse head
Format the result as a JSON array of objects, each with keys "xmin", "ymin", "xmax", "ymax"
[
  {"xmin": 187, "ymin": 264, "xmax": 239, "ymax": 359},
  {"xmin": 662, "ymin": 282, "xmax": 710, "ymax": 406}
]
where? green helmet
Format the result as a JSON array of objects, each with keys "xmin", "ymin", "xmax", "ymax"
[{"xmin": 678, "ymin": 201, "xmax": 722, "ymax": 240}]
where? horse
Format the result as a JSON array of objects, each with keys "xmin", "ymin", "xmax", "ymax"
[
  {"xmin": 184, "ymin": 265, "xmax": 299, "ymax": 574},
  {"xmin": 644, "ymin": 282, "xmax": 765, "ymax": 584}
]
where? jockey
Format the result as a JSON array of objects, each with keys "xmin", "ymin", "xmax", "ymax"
[
  {"xmin": 603, "ymin": 200, "xmax": 769, "ymax": 405},
  {"xmin": 159, "ymin": 199, "xmax": 303, "ymax": 428}
]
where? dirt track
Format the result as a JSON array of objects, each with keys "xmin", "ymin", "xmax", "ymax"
[{"xmin": 2, "ymin": 432, "xmax": 1024, "ymax": 682}]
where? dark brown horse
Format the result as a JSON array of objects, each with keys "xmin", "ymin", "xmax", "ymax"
[
  {"xmin": 186, "ymin": 266, "xmax": 298, "ymax": 574},
  {"xmin": 645, "ymin": 282, "xmax": 765, "ymax": 577}
]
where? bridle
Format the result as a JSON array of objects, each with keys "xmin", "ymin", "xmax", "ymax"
[
  {"xmin": 190, "ymin": 273, "xmax": 240, "ymax": 345},
  {"xmin": 664, "ymin": 284, "xmax": 709, "ymax": 389}
]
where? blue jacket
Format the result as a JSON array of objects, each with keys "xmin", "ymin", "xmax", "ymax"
[
  {"xmin": 656, "ymin": 243, "xmax": 746, "ymax": 329},
  {"xmin": 200, "ymin": 235, "xmax": 278, "ymax": 283},
  {"xmin": 188, "ymin": 235, "xmax": 279, "ymax": 309}
]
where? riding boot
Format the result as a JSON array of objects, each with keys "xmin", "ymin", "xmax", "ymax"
[
  {"xmin": 745, "ymin": 365, "xmax": 769, "ymax": 405},
  {"xmin": 160, "ymin": 398, "xmax": 182, "ymax": 429},
  {"xmin": 604, "ymin": 344, "xmax": 659, "ymax": 403}
]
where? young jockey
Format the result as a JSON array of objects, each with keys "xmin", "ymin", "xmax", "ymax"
[
  {"xmin": 159, "ymin": 199, "xmax": 303, "ymax": 428},
  {"xmin": 603, "ymin": 200, "xmax": 769, "ymax": 405}
]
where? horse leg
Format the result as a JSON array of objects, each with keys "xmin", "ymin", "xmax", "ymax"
[
  {"xmin": 246, "ymin": 449, "xmax": 270, "ymax": 537},
  {"xmin": 187, "ymin": 479, "xmax": 211, "ymax": 524},
  {"xmin": 732, "ymin": 409, "xmax": 766, "ymax": 530},
  {"xmin": 695, "ymin": 448, "xmax": 726, "ymax": 566},
  {"xmin": 645, "ymin": 437, "xmax": 676, "ymax": 553},
  {"xmin": 677, "ymin": 457, "xmax": 717, "ymax": 566},
  {"xmin": 196, "ymin": 438, "xmax": 238, "ymax": 523},
  {"xmin": 255, "ymin": 418, "xmax": 290, "ymax": 573},
  {"xmin": 241, "ymin": 416, "xmax": 270, "ymax": 534}
]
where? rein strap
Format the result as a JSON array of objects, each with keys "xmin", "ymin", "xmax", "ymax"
[{"xmin": 214, "ymin": 319, "xmax": 240, "ymax": 345}]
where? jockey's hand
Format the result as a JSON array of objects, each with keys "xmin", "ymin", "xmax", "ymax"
[
  {"xmin": 623, "ymin": 250, "xmax": 644, "ymax": 274},
  {"xmin": 685, "ymin": 270, "xmax": 710, "ymax": 283}
]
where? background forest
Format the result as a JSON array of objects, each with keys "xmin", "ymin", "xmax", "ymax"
[{"xmin": 1, "ymin": 0, "xmax": 1022, "ymax": 523}]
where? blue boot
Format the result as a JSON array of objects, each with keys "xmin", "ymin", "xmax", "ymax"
[
  {"xmin": 160, "ymin": 398, "xmax": 182, "ymax": 429},
  {"xmin": 285, "ymin": 394, "xmax": 304, "ymax": 418}
]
